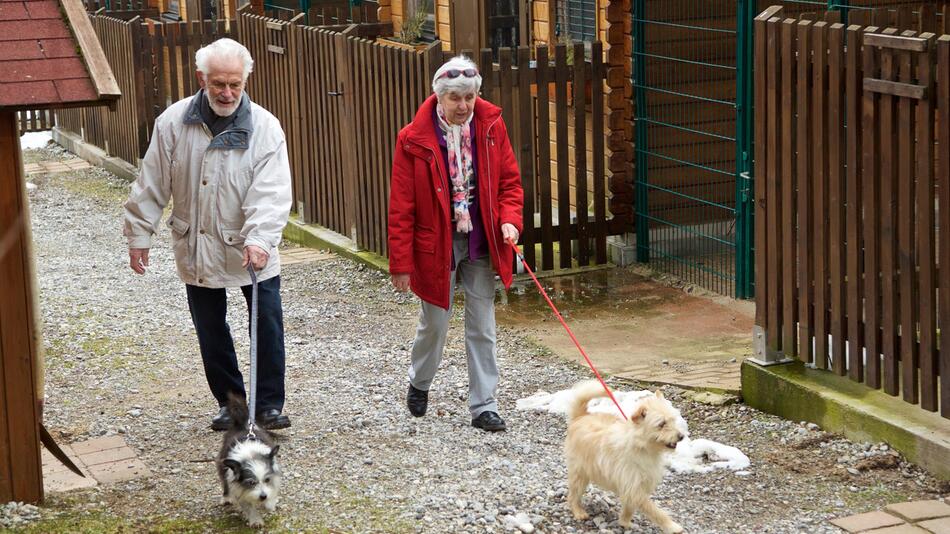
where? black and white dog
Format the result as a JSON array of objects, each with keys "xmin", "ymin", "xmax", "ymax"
[{"xmin": 217, "ymin": 393, "xmax": 282, "ymax": 527}]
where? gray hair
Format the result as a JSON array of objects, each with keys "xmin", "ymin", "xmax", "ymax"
[
  {"xmin": 432, "ymin": 55, "xmax": 482, "ymax": 97},
  {"xmin": 195, "ymin": 38, "xmax": 254, "ymax": 81}
]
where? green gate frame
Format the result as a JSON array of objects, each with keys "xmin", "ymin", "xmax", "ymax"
[{"xmin": 632, "ymin": 0, "xmax": 756, "ymax": 298}]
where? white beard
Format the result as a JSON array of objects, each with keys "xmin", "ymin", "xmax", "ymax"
[{"xmin": 207, "ymin": 91, "xmax": 238, "ymax": 117}]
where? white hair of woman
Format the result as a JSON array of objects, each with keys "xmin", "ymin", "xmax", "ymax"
[
  {"xmin": 195, "ymin": 38, "xmax": 254, "ymax": 81},
  {"xmin": 431, "ymin": 55, "xmax": 482, "ymax": 97}
]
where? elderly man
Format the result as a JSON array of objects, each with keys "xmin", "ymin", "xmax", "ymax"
[{"xmin": 123, "ymin": 38, "xmax": 293, "ymax": 431}]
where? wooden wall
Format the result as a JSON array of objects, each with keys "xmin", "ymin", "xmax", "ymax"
[{"xmin": 0, "ymin": 111, "xmax": 43, "ymax": 503}]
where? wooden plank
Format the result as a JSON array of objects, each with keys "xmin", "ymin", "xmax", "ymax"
[
  {"xmin": 61, "ymin": 0, "xmax": 121, "ymax": 100},
  {"xmin": 516, "ymin": 46, "xmax": 535, "ymax": 269},
  {"xmin": 338, "ymin": 27, "xmax": 359, "ymax": 241},
  {"xmin": 863, "ymin": 29, "xmax": 882, "ymax": 389},
  {"xmin": 897, "ymin": 42, "xmax": 918, "ymax": 404},
  {"xmin": 0, "ymin": 112, "xmax": 42, "ymax": 504},
  {"xmin": 536, "ymin": 45, "xmax": 554, "ymax": 271},
  {"xmin": 880, "ymin": 30, "xmax": 900, "ymax": 396},
  {"xmin": 828, "ymin": 23, "xmax": 846, "ymax": 376},
  {"xmin": 573, "ymin": 42, "xmax": 589, "ymax": 266},
  {"xmin": 554, "ymin": 43, "xmax": 571, "ymax": 269},
  {"xmin": 753, "ymin": 12, "xmax": 769, "ymax": 333},
  {"xmin": 591, "ymin": 41, "xmax": 606, "ymax": 265},
  {"xmin": 846, "ymin": 25, "xmax": 865, "ymax": 382},
  {"xmin": 781, "ymin": 18, "xmax": 797, "ymax": 359},
  {"xmin": 813, "ymin": 21, "xmax": 829, "ymax": 369},
  {"xmin": 766, "ymin": 16, "xmax": 783, "ymax": 356},
  {"xmin": 864, "ymin": 32, "xmax": 928, "ymax": 51},
  {"xmin": 938, "ymin": 35, "xmax": 950, "ymax": 418},
  {"xmin": 916, "ymin": 34, "xmax": 937, "ymax": 412},
  {"xmin": 499, "ymin": 48, "xmax": 514, "ymax": 168},
  {"xmin": 863, "ymin": 78, "xmax": 927, "ymax": 100}
]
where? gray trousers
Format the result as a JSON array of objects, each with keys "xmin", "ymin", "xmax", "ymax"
[{"xmin": 408, "ymin": 233, "xmax": 499, "ymax": 417}]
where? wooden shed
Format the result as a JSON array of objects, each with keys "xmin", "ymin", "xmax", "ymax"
[{"xmin": 0, "ymin": 0, "xmax": 119, "ymax": 502}]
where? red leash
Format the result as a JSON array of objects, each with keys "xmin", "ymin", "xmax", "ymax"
[{"xmin": 508, "ymin": 241, "xmax": 627, "ymax": 419}]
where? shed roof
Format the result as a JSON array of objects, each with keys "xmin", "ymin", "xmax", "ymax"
[{"xmin": 0, "ymin": 0, "xmax": 120, "ymax": 110}]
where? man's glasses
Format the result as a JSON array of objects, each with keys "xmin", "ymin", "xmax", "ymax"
[{"xmin": 438, "ymin": 68, "xmax": 479, "ymax": 80}]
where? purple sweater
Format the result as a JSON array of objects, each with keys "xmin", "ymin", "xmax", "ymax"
[{"xmin": 433, "ymin": 109, "xmax": 488, "ymax": 267}]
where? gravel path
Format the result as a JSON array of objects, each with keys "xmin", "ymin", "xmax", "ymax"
[{"xmin": 19, "ymin": 145, "xmax": 949, "ymax": 533}]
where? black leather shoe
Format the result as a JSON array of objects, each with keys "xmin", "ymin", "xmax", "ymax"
[
  {"xmin": 210, "ymin": 406, "xmax": 232, "ymax": 431},
  {"xmin": 407, "ymin": 384, "xmax": 428, "ymax": 417},
  {"xmin": 256, "ymin": 409, "xmax": 291, "ymax": 430},
  {"xmin": 471, "ymin": 411, "xmax": 506, "ymax": 432}
]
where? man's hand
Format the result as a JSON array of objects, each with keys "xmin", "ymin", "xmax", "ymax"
[
  {"xmin": 243, "ymin": 245, "xmax": 269, "ymax": 270},
  {"xmin": 391, "ymin": 273, "xmax": 410, "ymax": 292},
  {"xmin": 501, "ymin": 223, "xmax": 519, "ymax": 245},
  {"xmin": 129, "ymin": 248, "xmax": 150, "ymax": 274}
]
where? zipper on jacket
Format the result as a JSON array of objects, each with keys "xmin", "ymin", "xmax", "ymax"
[{"xmin": 412, "ymin": 141, "xmax": 451, "ymax": 269}]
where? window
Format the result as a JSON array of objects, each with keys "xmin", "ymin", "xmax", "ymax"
[
  {"xmin": 411, "ymin": 0, "xmax": 436, "ymax": 42},
  {"xmin": 557, "ymin": 0, "xmax": 596, "ymax": 43}
]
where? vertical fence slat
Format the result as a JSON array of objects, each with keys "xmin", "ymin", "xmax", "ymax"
[
  {"xmin": 897, "ymin": 39, "xmax": 918, "ymax": 404},
  {"xmin": 591, "ymin": 41, "xmax": 606, "ymax": 265},
  {"xmin": 938, "ymin": 35, "xmax": 950, "ymax": 418},
  {"xmin": 916, "ymin": 34, "xmax": 936, "ymax": 412},
  {"xmin": 536, "ymin": 46, "xmax": 554, "ymax": 271},
  {"xmin": 517, "ymin": 45, "xmax": 536, "ymax": 269},
  {"xmin": 863, "ymin": 29, "xmax": 882, "ymax": 389},
  {"xmin": 781, "ymin": 18, "xmax": 797, "ymax": 359},
  {"xmin": 754, "ymin": 11, "xmax": 769, "ymax": 337},
  {"xmin": 573, "ymin": 42, "xmax": 589, "ymax": 267},
  {"xmin": 813, "ymin": 21, "xmax": 829, "ymax": 369},
  {"xmin": 846, "ymin": 24, "xmax": 864, "ymax": 382},
  {"xmin": 766, "ymin": 17, "xmax": 783, "ymax": 356},
  {"xmin": 554, "ymin": 43, "xmax": 571, "ymax": 269},
  {"xmin": 880, "ymin": 29, "xmax": 900, "ymax": 396},
  {"xmin": 828, "ymin": 23, "xmax": 846, "ymax": 376}
]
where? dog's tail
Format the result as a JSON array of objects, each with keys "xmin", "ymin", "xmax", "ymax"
[
  {"xmin": 226, "ymin": 392, "xmax": 250, "ymax": 431},
  {"xmin": 568, "ymin": 380, "xmax": 609, "ymax": 421}
]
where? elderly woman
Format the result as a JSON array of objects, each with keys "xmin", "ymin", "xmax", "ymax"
[{"xmin": 388, "ymin": 56, "xmax": 524, "ymax": 432}]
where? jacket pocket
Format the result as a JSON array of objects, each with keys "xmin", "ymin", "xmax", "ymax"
[
  {"xmin": 414, "ymin": 229, "xmax": 435, "ymax": 254},
  {"xmin": 221, "ymin": 226, "xmax": 247, "ymax": 273},
  {"xmin": 167, "ymin": 214, "xmax": 190, "ymax": 238}
]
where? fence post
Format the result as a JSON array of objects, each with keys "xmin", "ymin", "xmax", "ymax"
[
  {"xmin": 631, "ymin": 0, "xmax": 648, "ymax": 262},
  {"xmin": 335, "ymin": 25, "xmax": 359, "ymax": 242},
  {"xmin": 735, "ymin": 0, "xmax": 756, "ymax": 299}
]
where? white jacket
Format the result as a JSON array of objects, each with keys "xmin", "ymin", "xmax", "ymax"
[{"xmin": 123, "ymin": 93, "xmax": 292, "ymax": 288}]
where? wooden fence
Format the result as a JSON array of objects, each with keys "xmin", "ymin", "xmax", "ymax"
[
  {"xmin": 755, "ymin": 6, "xmax": 949, "ymax": 418},
  {"xmin": 53, "ymin": 10, "xmax": 613, "ymax": 273},
  {"xmin": 238, "ymin": 10, "xmax": 610, "ymax": 266},
  {"xmin": 15, "ymin": 111, "xmax": 53, "ymax": 134},
  {"xmin": 55, "ymin": 16, "xmax": 234, "ymax": 166}
]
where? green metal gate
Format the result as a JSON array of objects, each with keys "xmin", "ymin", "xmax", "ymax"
[
  {"xmin": 632, "ymin": 0, "xmax": 755, "ymax": 298},
  {"xmin": 631, "ymin": 0, "xmax": 919, "ymax": 298}
]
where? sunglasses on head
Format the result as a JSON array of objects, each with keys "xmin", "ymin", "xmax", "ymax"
[{"xmin": 438, "ymin": 68, "xmax": 479, "ymax": 80}]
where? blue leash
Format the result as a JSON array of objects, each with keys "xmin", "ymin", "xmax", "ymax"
[{"xmin": 246, "ymin": 264, "xmax": 259, "ymax": 439}]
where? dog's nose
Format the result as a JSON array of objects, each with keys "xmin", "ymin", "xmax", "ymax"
[
  {"xmin": 677, "ymin": 433, "xmax": 684, "ymax": 442},
  {"xmin": 259, "ymin": 493, "xmax": 268, "ymax": 501}
]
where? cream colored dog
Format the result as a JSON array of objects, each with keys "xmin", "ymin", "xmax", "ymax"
[{"xmin": 564, "ymin": 380, "xmax": 685, "ymax": 533}]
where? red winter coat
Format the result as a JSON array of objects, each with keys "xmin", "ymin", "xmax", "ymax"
[{"xmin": 388, "ymin": 94, "xmax": 524, "ymax": 310}]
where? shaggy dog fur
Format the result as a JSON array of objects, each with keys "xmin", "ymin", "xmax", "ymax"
[
  {"xmin": 564, "ymin": 380, "xmax": 685, "ymax": 533},
  {"xmin": 217, "ymin": 394, "xmax": 281, "ymax": 528}
]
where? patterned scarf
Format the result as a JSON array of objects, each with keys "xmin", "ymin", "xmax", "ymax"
[{"xmin": 436, "ymin": 103, "xmax": 475, "ymax": 233}]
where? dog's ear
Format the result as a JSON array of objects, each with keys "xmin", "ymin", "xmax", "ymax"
[
  {"xmin": 654, "ymin": 389, "xmax": 665, "ymax": 400},
  {"xmin": 268, "ymin": 445, "xmax": 280, "ymax": 459},
  {"xmin": 630, "ymin": 405, "xmax": 647, "ymax": 422},
  {"xmin": 223, "ymin": 458, "xmax": 242, "ymax": 475}
]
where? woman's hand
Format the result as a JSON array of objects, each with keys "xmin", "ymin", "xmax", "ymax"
[
  {"xmin": 391, "ymin": 273, "xmax": 410, "ymax": 292},
  {"xmin": 501, "ymin": 223, "xmax": 519, "ymax": 245}
]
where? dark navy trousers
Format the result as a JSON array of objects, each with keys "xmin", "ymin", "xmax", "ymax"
[{"xmin": 185, "ymin": 276, "xmax": 285, "ymax": 413}]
